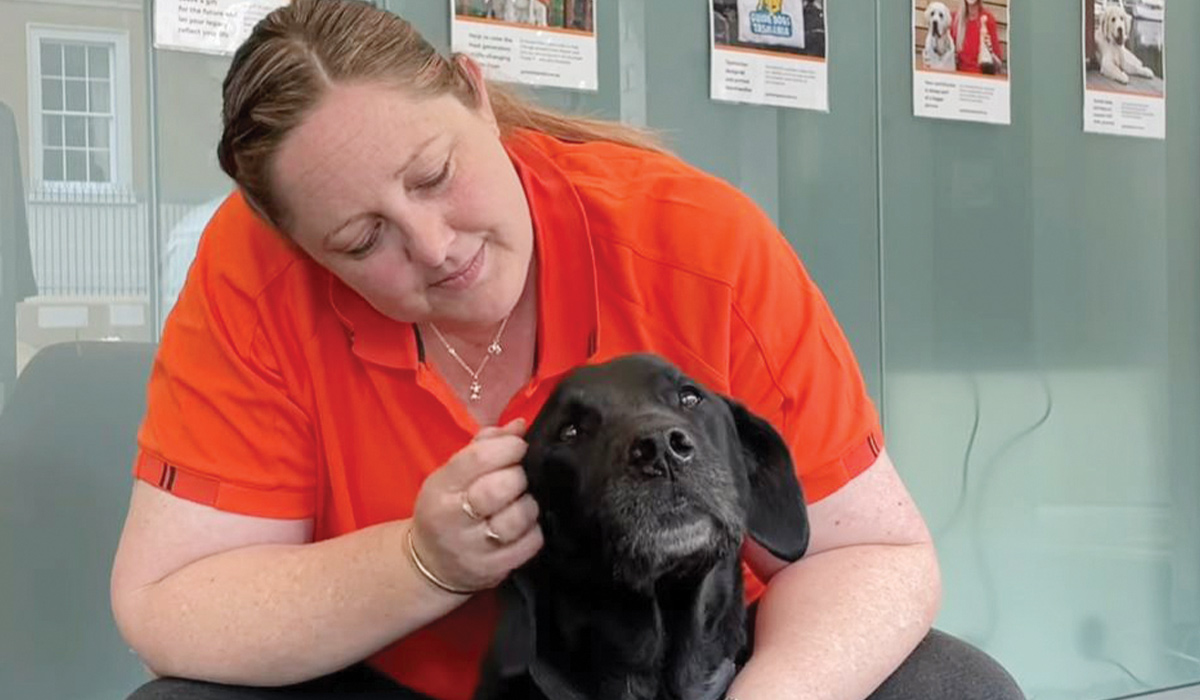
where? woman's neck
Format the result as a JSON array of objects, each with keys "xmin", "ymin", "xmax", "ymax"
[
  {"xmin": 967, "ymin": 4, "xmax": 981, "ymax": 19},
  {"xmin": 430, "ymin": 265, "xmax": 538, "ymax": 349},
  {"xmin": 422, "ymin": 261, "xmax": 540, "ymax": 426}
]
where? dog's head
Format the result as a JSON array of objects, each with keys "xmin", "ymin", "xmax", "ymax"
[
  {"xmin": 473, "ymin": 354, "xmax": 808, "ymax": 700},
  {"xmin": 521, "ymin": 353, "xmax": 809, "ymax": 589},
  {"xmin": 1100, "ymin": 5, "xmax": 1131, "ymax": 46},
  {"xmin": 925, "ymin": 2, "xmax": 952, "ymax": 40}
]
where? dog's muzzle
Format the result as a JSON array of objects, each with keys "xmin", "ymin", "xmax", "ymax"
[
  {"xmin": 596, "ymin": 421, "xmax": 742, "ymax": 583},
  {"xmin": 628, "ymin": 425, "xmax": 696, "ymax": 477}
]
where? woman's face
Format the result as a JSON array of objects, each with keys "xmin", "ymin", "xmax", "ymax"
[{"xmin": 272, "ymin": 78, "xmax": 533, "ymax": 332}]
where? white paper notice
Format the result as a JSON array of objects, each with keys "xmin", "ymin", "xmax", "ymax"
[
  {"xmin": 451, "ymin": 1, "xmax": 597, "ymax": 92},
  {"xmin": 154, "ymin": 0, "xmax": 289, "ymax": 56},
  {"xmin": 912, "ymin": 0, "xmax": 1011, "ymax": 125},
  {"xmin": 912, "ymin": 71, "xmax": 1010, "ymax": 125},
  {"xmin": 1082, "ymin": 0, "xmax": 1166, "ymax": 140},
  {"xmin": 709, "ymin": 0, "xmax": 829, "ymax": 112}
]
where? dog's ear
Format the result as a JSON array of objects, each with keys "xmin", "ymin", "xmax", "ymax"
[
  {"xmin": 529, "ymin": 658, "xmax": 589, "ymax": 700},
  {"xmin": 471, "ymin": 572, "xmax": 537, "ymax": 700},
  {"xmin": 723, "ymin": 397, "xmax": 809, "ymax": 562},
  {"xmin": 475, "ymin": 569, "xmax": 590, "ymax": 700}
]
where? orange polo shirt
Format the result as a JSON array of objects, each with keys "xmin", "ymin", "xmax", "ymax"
[{"xmin": 134, "ymin": 129, "xmax": 883, "ymax": 700}]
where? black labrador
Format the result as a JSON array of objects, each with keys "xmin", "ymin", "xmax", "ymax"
[{"xmin": 473, "ymin": 353, "xmax": 810, "ymax": 700}]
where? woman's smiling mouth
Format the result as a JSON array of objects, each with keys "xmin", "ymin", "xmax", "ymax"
[{"xmin": 432, "ymin": 245, "xmax": 485, "ymax": 290}]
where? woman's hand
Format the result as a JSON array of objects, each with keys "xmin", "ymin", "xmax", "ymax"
[{"xmin": 409, "ymin": 418, "xmax": 544, "ymax": 593}]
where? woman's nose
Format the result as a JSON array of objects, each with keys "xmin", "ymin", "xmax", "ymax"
[
  {"xmin": 387, "ymin": 204, "xmax": 453, "ymax": 268},
  {"xmin": 404, "ymin": 223, "xmax": 454, "ymax": 268}
]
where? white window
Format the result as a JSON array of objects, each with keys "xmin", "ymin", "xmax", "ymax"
[{"xmin": 27, "ymin": 25, "xmax": 133, "ymax": 199}]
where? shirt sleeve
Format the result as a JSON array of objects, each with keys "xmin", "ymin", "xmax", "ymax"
[
  {"xmin": 724, "ymin": 191, "xmax": 883, "ymax": 505},
  {"xmin": 989, "ymin": 14, "xmax": 1004, "ymax": 61},
  {"xmin": 133, "ymin": 214, "xmax": 318, "ymax": 519}
]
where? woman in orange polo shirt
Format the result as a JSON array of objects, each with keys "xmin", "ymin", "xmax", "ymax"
[{"xmin": 111, "ymin": 1, "xmax": 1023, "ymax": 699}]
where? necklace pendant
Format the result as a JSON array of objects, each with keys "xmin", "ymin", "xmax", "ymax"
[
  {"xmin": 469, "ymin": 381, "xmax": 482, "ymax": 401},
  {"xmin": 487, "ymin": 342, "xmax": 503, "ymax": 356}
]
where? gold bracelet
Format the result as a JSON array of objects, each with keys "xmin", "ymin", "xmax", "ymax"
[{"xmin": 406, "ymin": 527, "xmax": 477, "ymax": 596}]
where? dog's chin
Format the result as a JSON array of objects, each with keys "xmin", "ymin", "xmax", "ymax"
[
  {"xmin": 652, "ymin": 518, "xmax": 717, "ymax": 558},
  {"xmin": 608, "ymin": 512, "xmax": 741, "ymax": 588}
]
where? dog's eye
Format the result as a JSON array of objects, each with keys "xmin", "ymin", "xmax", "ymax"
[
  {"xmin": 679, "ymin": 386, "xmax": 703, "ymax": 409},
  {"xmin": 558, "ymin": 423, "xmax": 579, "ymax": 443}
]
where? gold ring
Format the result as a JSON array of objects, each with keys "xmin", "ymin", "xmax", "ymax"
[
  {"xmin": 461, "ymin": 492, "xmax": 483, "ymax": 521},
  {"xmin": 485, "ymin": 521, "xmax": 504, "ymax": 545}
]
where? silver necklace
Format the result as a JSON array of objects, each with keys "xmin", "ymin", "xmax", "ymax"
[{"xmin": 427, "ymin": 316, "xmax": 510, "ymax": 402}]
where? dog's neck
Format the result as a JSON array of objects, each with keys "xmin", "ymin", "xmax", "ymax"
[{"xmin": 530, "ymin": 552, "xmax": 748, "ymax": 700}]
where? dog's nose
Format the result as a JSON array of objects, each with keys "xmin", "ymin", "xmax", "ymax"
[
  {"xmin": 628, "ymin": 428, "xmax": 695, "ymax": 476},
  {"xmin": 666, "ymin": 428, "xmax": 695, "ymax": 462}
]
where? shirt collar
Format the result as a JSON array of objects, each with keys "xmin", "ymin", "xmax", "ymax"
[{"xmin": 328, "ymin": 129, "xmax": 599, "ymax": 377}]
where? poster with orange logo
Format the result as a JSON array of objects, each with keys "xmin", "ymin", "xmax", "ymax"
[{"xmin": 710, "ymin": 0, "xmax": 829, "ymax": 112}]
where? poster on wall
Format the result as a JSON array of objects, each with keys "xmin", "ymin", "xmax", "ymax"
[
  {"xmin": 1082, "ymin": 0, "xmax": 1166, "ymax": 140},
  {"xmin": 154, "ymin": 0, "xmax": 289, "ymax": 56},
  {"xmin": 912, "ymin": 0, "xmax": 1011, "ymax": 125},
  {"xmin": 450, "ymin": 0, "xmax": 597, "ymax": 92},
  {"xmin": 709, "ymin": 0, "xmax": 829, "ymax": 112}
]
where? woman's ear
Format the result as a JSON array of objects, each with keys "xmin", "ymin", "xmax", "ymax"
[{"xmin": 453, "ymin": 53, "xmax": 499, "ymax": 133}]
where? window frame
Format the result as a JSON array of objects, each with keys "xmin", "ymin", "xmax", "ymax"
[{"xmin": 25, "ymin": 24, "xmax": 134, "ymax": 202}]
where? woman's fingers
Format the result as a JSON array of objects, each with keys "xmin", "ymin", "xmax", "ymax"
[
  {"xmin": 481, "ymin": 493, "xmax": 539, "ymax": 545},
  {"xmin": 488, "ymin": 519, "xmax": 544, "ymax": 572},
  {"xmin": 462, "ymin": 465, "xmax": 528, "ymax": 520},
  {"xmin": 471, "ymin": 417, "xmax": 526, "ymax": 442},
  {"xmin": 406, "ymin": 419, "xmax": 538, "ymax": 592},
  {"xmin": 443, "ymin": 433, "xmax": 528, "ymax": 492}
]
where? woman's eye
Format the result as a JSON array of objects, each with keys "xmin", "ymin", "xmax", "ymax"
[
  {"xmin": 558, "ymin": 423, "xmax": 579, "ymax": 443},
  {"xmin": 679, "ymin": 386, "xmax": 703, "ymax": 409},
  {"xmin": 416, "ymin": 159, "xmax": 452, "ymax": 191},
  {"xmin": 346, "ymin": 221, "xmax": 381, "ymax": 258}
]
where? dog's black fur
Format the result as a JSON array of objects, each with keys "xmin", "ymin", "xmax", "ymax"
[{"xmin": 473, "ymin": 354, "xmax": 809, "ymax": 700}]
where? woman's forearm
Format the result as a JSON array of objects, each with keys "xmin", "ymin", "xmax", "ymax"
[
  {"xmin": 728, "ymin": 542, "xmax": 942, "ymax": 700},
  {"xmin": 114, "ymin": 520, "xmax": 461, "ymax": 687}
]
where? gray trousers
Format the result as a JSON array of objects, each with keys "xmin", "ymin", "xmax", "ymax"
[{"xmin": 127, "ymin": 629, "xmax": 1025, "ymax": 700}]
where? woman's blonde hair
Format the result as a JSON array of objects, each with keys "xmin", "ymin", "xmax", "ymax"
[{"xmin": 218, "ymin": 0, "xmax": 664, "ymax": 229}]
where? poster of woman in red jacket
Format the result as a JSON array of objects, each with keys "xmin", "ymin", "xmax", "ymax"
[
  {"xmin": 912, "ymin": 0, "xmax": 1011, "ymax": 124},
  {"xmin": 952, "ymin": 0, "xmax": 1007, "ymax": 75}
]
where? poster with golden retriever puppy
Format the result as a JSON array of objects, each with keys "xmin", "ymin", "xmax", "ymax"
[
  {"xmin": 710, "ymin": 0, "xmax": 829, "ymax": 112},
  {"xmin": 1083, "ymin": 0, "xmax": 1166, "ymax": 139},
  {"xmin": 451, "ymin": 0, "xmax": 597, "ymax": 91},
  {"xmin": 912, "ymin": 0, "xmax": 1011, "ymax": 125}
]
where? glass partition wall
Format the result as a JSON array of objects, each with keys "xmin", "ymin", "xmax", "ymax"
[
  {"xmin": 0, "ymin": 1, "xmax": 1196, "ymax": 698},
  {"xmin": 878, "ymin": 2, "xmax": 1200, "ymax": 698}
]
